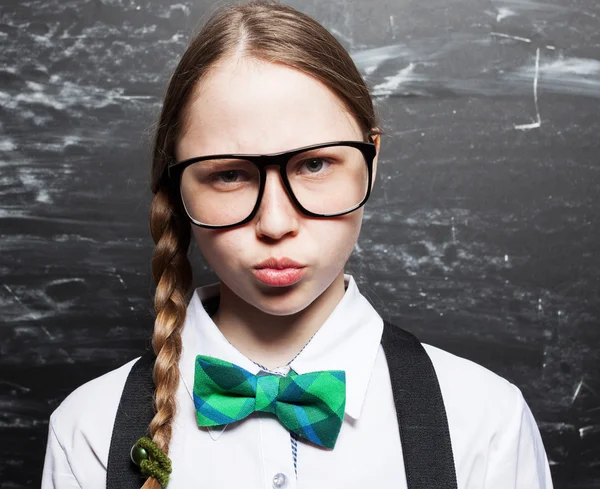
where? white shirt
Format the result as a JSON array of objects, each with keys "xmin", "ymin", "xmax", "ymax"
[{"xmin": 41, "ymin": 274, "xmax": 553, "ymax": 489}]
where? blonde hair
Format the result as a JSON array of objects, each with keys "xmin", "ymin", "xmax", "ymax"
[{"xmin": 145, "ymin": 2, "xmax": 381, "ymax": 487}]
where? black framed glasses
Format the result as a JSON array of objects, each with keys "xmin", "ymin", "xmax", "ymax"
[{"xmin": 168, "ymin": 139, "xmax": 377, "ymax": 229}]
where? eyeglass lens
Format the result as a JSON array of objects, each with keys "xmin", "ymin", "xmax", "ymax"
[{"xmin": 179, "ymin": 144, "xmax": 369, "ymax": 227}]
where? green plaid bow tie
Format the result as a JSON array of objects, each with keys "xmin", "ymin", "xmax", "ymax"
[{"xmin": 193, "ymin": 355, "xmax": 346, "ymax": 449}]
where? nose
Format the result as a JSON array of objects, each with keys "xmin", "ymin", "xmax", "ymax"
[{"xmin": 254, "ymin": 167, "xmax": 300, "ymax": 240}]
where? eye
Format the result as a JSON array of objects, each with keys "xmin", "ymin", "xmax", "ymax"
[
  {"xmin": 207, "ymin": 169, "xmax": 254, "ymax": 185},
  {"xmin": 216, "ymin": 170, "xmax": 242, "ymax": 183},
  {"xmin": 305, "ymin": 159, "xmax": 324, "ymax": 172},
  {"xmin": 298, "ymin": 158, "xmax": 330, "ymax": 174}
]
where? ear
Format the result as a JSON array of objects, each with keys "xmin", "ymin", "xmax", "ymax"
[{"xmin": 370, "ymin": 134, "xmax": 381, "ymax": 189}]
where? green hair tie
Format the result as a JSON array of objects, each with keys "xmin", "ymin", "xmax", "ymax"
[{"xmin": 130, "ymin": 436, "xmax": 173, "ymax": 487}]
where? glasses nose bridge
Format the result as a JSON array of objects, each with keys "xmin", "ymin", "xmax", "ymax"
[
  {"xmin": 256, "ymin": 152, "xmax": 292, "ymax": 172},
  {"xmin": 254, "ymin": 152, "xmax": 297, "ymax": 210}
]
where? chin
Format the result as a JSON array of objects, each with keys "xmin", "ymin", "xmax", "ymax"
[{"xmin": 249, "ymin": 283, "xmax": 318, "ymax": 316}]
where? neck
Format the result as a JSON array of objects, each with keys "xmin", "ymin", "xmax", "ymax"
[{"xmin": 211, "ymin": 272, "xmax": 346, "ymax": 369}]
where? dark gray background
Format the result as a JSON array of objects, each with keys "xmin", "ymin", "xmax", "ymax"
[{"xmin": 1, "ymin": 0, "xmax": 599, "ymax": 487}]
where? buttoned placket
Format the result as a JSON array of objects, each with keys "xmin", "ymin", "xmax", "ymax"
[
  {"xmin": 252, "ymin": 363, "xmax": 299, "ymax": 480},
  {"xmin": 254, "ymin": 365, "xmax": 298, "ymax": 489}
]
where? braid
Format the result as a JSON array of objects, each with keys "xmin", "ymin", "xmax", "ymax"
[{"xmin": 141, "ymin": 189, "xmax": 192, "ymax": 489}]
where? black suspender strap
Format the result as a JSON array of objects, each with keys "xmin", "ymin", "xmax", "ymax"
[
  {"xmin": 106, "ymin": 350, "xmax": 156, "ymax": 489},
  {"xmin": 107, "ymin": 322, "xmax": 457, "ymax": 488},
  {"xmin": 381, "ymin": 320, "xmax": 458, "ymax": 489}
]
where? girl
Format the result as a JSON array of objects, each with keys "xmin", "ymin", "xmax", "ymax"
[{"xmin": 41, "ymin": 1, "xmax": 553, "ymax": 488}]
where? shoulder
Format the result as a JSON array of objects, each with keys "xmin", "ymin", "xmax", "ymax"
[
  {"xmin": 422, "ymin": 342, "xmax": 526, "ymax": 431},
  {"xmin": 381, "ymin": 325, "xmax": 521, "ymax": 412},
  {"xmin": 420, "ymin": 343, "xmax": 548, "ymax": 478},
  {"xmin": 49, "ymin": 357, "xmax": 142, "ymax": 473},
  {"xmin": 422, "ymin": 342, "xmax": 522, "ymax": 410}
]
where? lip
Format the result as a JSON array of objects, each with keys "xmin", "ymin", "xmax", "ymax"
[
  {"xmin": 254, "ymin": 257, "xmax": 305, "ymax": 270},
  {"xmin": 253, "ymin": 257, "xmax": 306, "ymax": 287}
]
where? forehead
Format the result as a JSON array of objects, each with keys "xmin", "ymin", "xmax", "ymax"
[{"xmin": 176, "ymin": 57, "xmax": 362, "ymax": 160}]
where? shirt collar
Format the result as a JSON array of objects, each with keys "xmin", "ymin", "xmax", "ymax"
[{"xmin": 180, "ymin": 274, "xmax": 383, "ymax": 440}]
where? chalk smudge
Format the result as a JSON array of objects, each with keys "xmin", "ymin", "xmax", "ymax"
[
  {"xmin": 508, "ymin": 56, "xmax": 600, "ymax": 99},
  {"xmin": 371, "ymin": 63, "xmax": 430, "ymax": 97},
  {"xmin": 351, "ymin": 44, "xmax": 416, "ymax": 75},
  {"xmin": 515, "ymin": 48, "xmax": 542, "ymax": 130}
]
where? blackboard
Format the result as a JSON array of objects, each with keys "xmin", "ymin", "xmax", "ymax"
[{"xmin": 1, "ymin": 0, "xmax": 598, "ymax": 487}]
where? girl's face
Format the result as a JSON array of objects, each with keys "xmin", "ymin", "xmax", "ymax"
[{"xmin": 175, "ymin": 56, "xmax": 378, "ymax": 317}]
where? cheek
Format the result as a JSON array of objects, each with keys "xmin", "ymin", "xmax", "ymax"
[
  {"xmin": 192, "ymin": 227, "xmax": 247, "ymax": 269},
  {"xmin": 311, "ymin": 211, "xmax": 363, "ymax": 266}
]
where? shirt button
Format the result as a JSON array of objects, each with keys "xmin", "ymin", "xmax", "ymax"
[{"xmin": 272, "ymin": 472, "xmax": 287, "ymax": 488}]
